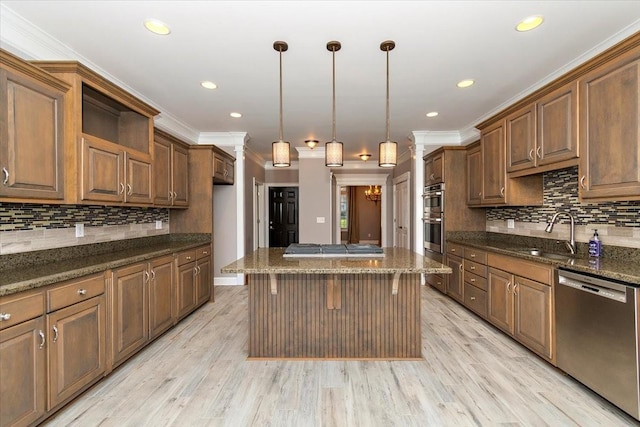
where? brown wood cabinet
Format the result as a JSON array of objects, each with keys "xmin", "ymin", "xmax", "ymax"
[
  {"xmin": 463, "ymin": 247, "xmax": 488, "ymax": 318},
  {"xmin": 110, "ymin": 263, "xmax": 149, "ymax": 367},
  {"xmin": 213, "ymin": 149, "xmax": 235, "ymax": 185},
  {"xmin": 195, "ymin": 246, "xmax": 212, "ymax": 304},
  {"xmin": 148, "ymin": 255, "xmax": 175, "ymax": 340},
  {"xmin": 176, "ymin": 245, "xmax": 212, "ymax": 319},
  {"xmin": 481, "ymin": 121, "xmax": 507, "ymax": 205},
  {"xmin": 506, "ymin": 103, "xmax": 537, "ymax": 173},
  {"xmin": 33, "ymin": 60, "xmax": 159, "ymax": 207},
  {"xmin": 424, "ymin": 152, "xmax": 443, "ymax": 185},
  {"xmin": 0, "ymin": 291, "xmax": 46, "ymax": 427},
  {"xmin": 0, "ymin": 49, "xmax": 69, "ymax": 203},
  {"xmin": 153, "ymin": 128, "xmax": 189, "ymax": 207},
  {"xmin": 578, "ymin": 45, "xmax": 640, "ymax": 201},
  {"xmin": 466, "ymin": 143, "xmax": 482, "ymax": 206},
  {"xmin": 446, "ymin": 252, "xmax": 464, "ymax": 304}
]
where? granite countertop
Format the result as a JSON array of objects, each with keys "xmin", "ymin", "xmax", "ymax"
[
  {"xmin": 447, "ymin": 232, "xmax": 640, "ymax": 285},
  {"xmin": 0, "ymin": 234, "xmax": 211, "ymax": 297},
  {"xmin": 221, "ymin": 247, "xmax": 451, "ymax": 274}
]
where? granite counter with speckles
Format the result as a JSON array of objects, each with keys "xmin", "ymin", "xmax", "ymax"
[
  {"xmin": 0, "ymin": 234, "xmax": 211, "ymax": 296},
  {"xmin": 221, "ymin": 247, "xmax": 452, "ymax": 275}
]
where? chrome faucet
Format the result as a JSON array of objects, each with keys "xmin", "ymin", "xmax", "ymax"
[{"xmin": 545, "ymin": 211, "xmax": 576, "ymax": 255}]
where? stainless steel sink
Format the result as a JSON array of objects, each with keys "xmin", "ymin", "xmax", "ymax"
[{"xmin": 514, "ymin": 248, "xmax": 575, "ymax": 261}]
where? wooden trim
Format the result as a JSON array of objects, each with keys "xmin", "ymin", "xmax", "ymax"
[{"xmin": 1, "ymin": 49, "xmax": 70, "ymax": 92}]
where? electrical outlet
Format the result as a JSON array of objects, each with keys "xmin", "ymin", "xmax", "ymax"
[
  {"xmin": 155, "ymin": 220, "xmax": 163, "ymax": 230},
  {"xmin": 75, "ymin": 223, "xmax": 84, "ymax": 237},
  {"xmin": 507, "ymin": 219, "xmax": 515, "ymax": 229},
  {"xmin": 316, "ymin": 217, "xmax": 325, "ymax": 224}
]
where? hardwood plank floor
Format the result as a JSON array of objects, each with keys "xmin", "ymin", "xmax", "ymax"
[{"xmin": 43, "ymin": 285, "xmax": 639, "ymax": 426}]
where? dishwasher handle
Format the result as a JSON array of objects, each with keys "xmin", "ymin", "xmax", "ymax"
[{"xmin": 558, "ymin": 274, "xmax": 627, "ymax": 303}]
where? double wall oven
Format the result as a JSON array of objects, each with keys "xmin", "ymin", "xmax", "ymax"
[{"xmin": 423, "ymin": 183, "xmax": 444, "ymax": 255}]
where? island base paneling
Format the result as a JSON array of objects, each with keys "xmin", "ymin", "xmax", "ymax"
[{"xmin": 248, "ymin": 273, "xmax": 421, "ymax": 359}]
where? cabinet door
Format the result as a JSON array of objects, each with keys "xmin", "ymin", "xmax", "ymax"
[
  {"xmin": 579, "ymin": 54, "xmax": 640, "ymax": 200},
  {"xmin": 125, "ymin": 151, "xmax": 152, "ymax": 205},
  {"xmin": 487, "ymin": 267, "xmax": 513, "ymax": 334},
  {"xmin": 0, "ymin": 317, "xmax": 46, "ymax": 427},
  {"xmin": 506, "ymin": 104, "xmax": 536, "ymax": 172},
  {"xmin": 111, "ymin": 263, "xmax": 149, "ymax": 366},
  {"xmin": 466, "ymin": 145, "xmax": 482, "ymax": 205},
  {"xmin": 172, "ymin": 143, "xmax": 189, "ymax": 206},
  {"xmin": 0, "ymin": 68, "xmax": 65, "ymax": 200},
  {"xmin": 224, "ymin": 159, "xmax": 235, "ymax": 184},
  {"xmin": 446, "ymin": 255, "xmax": 464, "ymax": 303},
  {"xmin": 537, "ymin": 81, "xmax": 578, "ymax": 166},
  {"xmin": 481, "ymin": 122, "xmax": 506, "ymax": 204},
  {"xmin": 213, "ymin": 155, "xmax": 226, "ymax": 182},
  {"xmin": 149, "ymin": 256, "xmax": 174, "ymax": 339},
  {"xmin": 176, "ymin": 261, "xmax": 197, "ymax": 320},
  {"xmin": 513, "ymin": 276, "xmax": 552, "ymax": 360},
  {"xmin": 196, "ymin": 257, "xmax": 211, "ymax": 305},
  {"xmin": 47, "ymin": 296, "xmax": 106, "ymax": 409},
  {"xmin": 153, "ymin": 136, "xmax": 172, "ymax": 206},
  {"xmin": 81, "ymin": 136, "xmax": 124, "ymax": 203}
]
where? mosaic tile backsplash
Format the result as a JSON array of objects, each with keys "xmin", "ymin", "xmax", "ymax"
[
  {"xmin": 486, "ymin": 166, "xmax": 640, "ymax": 248},
  {"xmin": 0, "ymin": 203, "xmax": 170, "ymax": 255}
]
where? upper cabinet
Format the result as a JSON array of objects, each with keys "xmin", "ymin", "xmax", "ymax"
[
  {"xmin": 578, "ymin": 41, "xmax": 640, "ymax": 202},
  {"xmin": 33, "ymin": 60, "xmax": 159, "ymax": 206},
  {"xmin": 213, "ymin": 148, "xmax": 235, "ymax": 185},
  {"xmin": 424, "ymin": 152, "xmax": 443, "ymax": 186},
  {"xmin": 0, "ymin": 49, "xmax": 70, "ymax": 203},
  {"xmin": 506, "ymin": 82, "xmax": 578, "ymax": 175},
  {"xmin": 153, "ymin": 128, "xmax": 189, "ymax": 207}
]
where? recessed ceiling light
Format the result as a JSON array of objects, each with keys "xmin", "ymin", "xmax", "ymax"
[
  {"xmin": 230, "ymin": 112, "xmax": 242, "ymax": 118},
  {"xmin": 516, "ymin": 15, "xmax": 544, "ymax": 32},
  {"xmin": 143, "ymin": 19, "xmax": 171, "ymax": 35},
  {"xmin": 457, "ymin": 79, "xmax": 475, "ymax": 88},
  {"xmin": 201, "ymin": 81, "xmax": 217, "ymax": 90},
  {"xmin": 426, "ymin": 112, "xmax": 439, "ymax": 118}
]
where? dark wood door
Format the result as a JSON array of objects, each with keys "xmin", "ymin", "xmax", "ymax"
[{"xmin": 269, "ymin": 187, "xmax": 299, "ymax": 247}]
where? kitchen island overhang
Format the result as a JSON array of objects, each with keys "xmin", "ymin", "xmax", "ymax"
[{"xmin": 222, "ymin": 247, "xmax": 451, "ymax": 360}]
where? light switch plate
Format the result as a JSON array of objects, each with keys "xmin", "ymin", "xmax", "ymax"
[
  {"xmin": 75, "ymin": 223, "xmax": 84, "ymax": 237},
  {"xmin": 507, "ymin": 219, "xmax": 515, "ymax": 229},
  {"xmin": 156, "ymin": 220, "xmax": 163, "ymax": 229},
  {"xmin": 316, "ymin": 217, "xmax": 325, "ymax": 224}
]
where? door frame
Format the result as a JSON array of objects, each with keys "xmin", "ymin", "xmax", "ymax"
[
  {"xmin": 262, "ymin": 182, "xmax": 298, "ymax": 248},
  {"xmin": 333, "ymin": 174, "xmax": 389, "ymax": 246},
  {"xmin": 392, "ymin": 172, "xmax": 411, "ymax": 249},
  {"xmin": 252, "ymin": 178, "xmax": 264, "ymax": 250}
]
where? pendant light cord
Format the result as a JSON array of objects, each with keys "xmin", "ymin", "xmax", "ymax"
[
  {"xmin": 331, "ymin": 46, "xmax": 336, "ymax": 141},
  {"xmin": 385, "ymin": 47, "xmax": 390, "ymax": 142},
  {"xmin": 278, "ymin": 47, "xmax": 284, "ymax": 141}
]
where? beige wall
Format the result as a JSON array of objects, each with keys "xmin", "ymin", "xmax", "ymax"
[
  {"xmin": 244, "ymin": 155, "xmax": 266, "ymax": 254},
  {"xmin": 299, "ymin": 158, "xmax": 332, "ymax": 243}
]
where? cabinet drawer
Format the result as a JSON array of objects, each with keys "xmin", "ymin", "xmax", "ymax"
[
  {"xmin": 196, "ymin": 246, "xmax": 211, "ymax": 260},
  {"xmin": 0, "ymin": 291, "xmax": 45, "ymax": 330},
  {"xmin": 464, "ymin": 283, "xmax": 487, "ymax": 318},
  {"xmin": 447, "ymin": 243, "xmax": 464, "ymax": 257},
  {"xmin": 464, "ymin": 248, "xmax": 487, "ymax": 264},
  {"xmin": 488, "ymin": 253, "xmax": 553, "ymax": 285},
  {"xmin": 177, "ymin": 250, "xmax": 197, "ymax": 266},
  {"xmin": 425, "ymin": 273, "xmax": 445, "ymax": 293},
  {"xmin": 464, "ymin": 271, "xmax": 487, "ymax": 291},
  {"xmin": 47, "ymin": 273, "xmax": 105, "ymax": 312},
  {"xmin": 464, "ymin": 259, "xmax": 487, "ymax": 278}
]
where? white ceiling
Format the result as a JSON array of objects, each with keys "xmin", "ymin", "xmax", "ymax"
[{"xmin": 2, "ymin": 1, "xmax": 640, "ymax": 164}]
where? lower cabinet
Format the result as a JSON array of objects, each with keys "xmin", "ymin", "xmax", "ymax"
[
  {"xmin": 149, "ymin": 255, "xmax": 175, "ymax": 340},
  {"xmin": 176, "ymin": 245, "xmax": 212, "ymax": 320},
  {"xmin": 446, "ymin": 254, "xmax": 464, "ymax": 303}
]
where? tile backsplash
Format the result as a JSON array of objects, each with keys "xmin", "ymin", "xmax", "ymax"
[
  {"xmin": 487, "ymin": 166, "xmax": 640, "ymax": 248},
  {"xmin": 0, "ymin": 203, "xmax": 170, "ymax": 254}
]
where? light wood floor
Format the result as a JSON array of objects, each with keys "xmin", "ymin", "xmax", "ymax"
[{"xmin": 44, "ymin": 285, "xmax": 639, "ymax": 426}]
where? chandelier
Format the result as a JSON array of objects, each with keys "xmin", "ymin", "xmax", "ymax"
[{"xmin": 365, "ymin": 185, "xmax": 382, "ymax": 204}]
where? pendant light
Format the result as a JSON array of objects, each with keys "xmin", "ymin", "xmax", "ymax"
[
  {"xmin": 272, "ymin": 41, "xmax": 290, "ymax": 168},
  {"xmin": 379, "ymin": 40, "xmax": 397, "ymax": 168},
  {"xmin": 325, "ymin": 41, "xmax": 343, "ymax": 167}
]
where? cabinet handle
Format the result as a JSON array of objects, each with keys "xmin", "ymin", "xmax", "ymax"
[
  {"xmin": 77, "ymin": 288, "xmax": 87, "ymax": 296},
  {"xmin": 127, "ymin": 184, "xmax": 133, "ymax": 195},
  {"xmin": 528, "ymin": 149, "xmax": 534, "ymax": 160},
  {"xmin": 470, "ymin": 254, "xmax": 476, "ymax": 258},
  {"xmin": 470, "ymin": 265, "xmax": 475, "ymax": 270},
  {"xmin": 450, "ymin": 248, "xmax": 456, "ymax": 253},
  {"xmin": 470, "ymin": 296, "xmax": 476, "ymax": 301},
  {"xmin": 430, "ymin": 173, "xmax": 435, "ymax": 181},
  {"xmin": 470, "ymin": 278, "xmax": 476, "ymax": 282},
  {"xmin": 1, "ymin": 167, "xmax": 8, "ymax": 185},
  {"xmin": 506, "ymin": 282, "xmax": 511, "ymax": 293},
  {"xmin": 500, "ymin": 186, "xmax": 505, "ymax": 197},
  {"xmin": 186, "ymin": 256, "xmax": 192, "ymax": 260},
  {"xmin": 478, "ymin": 192, "xmax": 482, "ymax": 197},
  {"xmin": 536, "ymin": 147, "xmax": 542, "ymax": 159},
  {"xmin": 39, "ymin": 330, "xmax": 46, "ymax": 349},
  {"xmin": 203, "ymin": 251, "xmax": 208, "ymax": 255},
  {"xmin": 119, "ymin": 183, "xmax": 125, "ymax": 194},
  {"xmin": 436, "ymin": 281, "xmax": 442, "ymax": 286},
  {"xmin": 0, "ymin": 313, "xmax": 11, "ymax": 321},
  {"xmin": 173, "ymin": 191, "xmax": 178, "ymax": 200},
  {"xmin": 151, "ymin": 270, "xmax": 156, "ymax": 281},
  {"xmin": 169, "ymin": 191, "xmax": 173, "ymax": 200},
  {"xmin": 144, "ymin": 270, "xmax": 150, "ymax": 282},
  {"xmin": 52, "ymin": 325, "xmax": 59, "ymax": 343},
  {"xmin": 580, "ymin": 175, "xmax": 587, "ymax": 189},
  {"xmin": 459, "ymin": 264, "xmax": 463, "ymax": 272},
  {"xmin": 514, "ymin": 283, "xmax": 519, "ymax": 295}
]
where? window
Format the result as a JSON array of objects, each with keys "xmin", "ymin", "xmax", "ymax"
[{"xmin": 340, "ymin": 187, "xmax": 348, "ymax": 230}]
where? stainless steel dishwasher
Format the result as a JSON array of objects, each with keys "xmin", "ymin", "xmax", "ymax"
[{"xmin": 556, "ymin": 268, "xmax": 639, "ymax": 420}]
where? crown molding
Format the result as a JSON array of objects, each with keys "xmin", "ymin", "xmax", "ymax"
[
  {"xmin": 154, "ymin": 116, "xmax": 200, "ymax": 144},
  {"xmin": 198, "ymin": 132, "xmax": 249, "ymax": 146},
  {"xmin": 264, "ymin": 161, "xmax": 300, "ymax": 171},
  {"xmin": 334, "ymin": 174, "xmax": 389, "ymax": 186},
  {"xmin": 295, "ymin": 146, "xmax": 326, "ymax": 159},
  {"xmin": 244, "ymin": 147, "xmax": 266, "ymax": 168}
]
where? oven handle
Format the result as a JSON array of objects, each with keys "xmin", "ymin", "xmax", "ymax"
[{"xmin": 422, "ymin": 217, "xmax": 442, "ymax": 223}]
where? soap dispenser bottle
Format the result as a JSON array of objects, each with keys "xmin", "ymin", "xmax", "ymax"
[{"xmin": 589, "ymin": 229, "xmax": 602, "ymax": 257}]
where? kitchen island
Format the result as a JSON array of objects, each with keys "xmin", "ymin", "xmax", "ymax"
[{"xmin": 222, "ymin": 247, "xmax": 451, "ymax": 359}]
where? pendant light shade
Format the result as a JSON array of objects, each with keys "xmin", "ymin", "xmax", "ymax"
[
  {"xmin": 272, "ymin": 41, "xmax": 290, "ymax": 168},
  {"xmin": 325, "ymin": 41, "xmax": 343, "ymax": 167},
  {"xmin": 379, "ymin": 40, "xmax": 397, "ymax": 168}
]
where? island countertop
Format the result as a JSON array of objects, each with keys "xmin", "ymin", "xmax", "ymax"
[{"xmin": 221, "ymin": 247, "xmax": 452, "ymax": 275}]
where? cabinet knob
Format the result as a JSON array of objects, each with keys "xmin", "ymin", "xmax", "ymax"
[
  {"xmin": 470, "ymin": 296, "xmax": 476, "ymax": 301},
  {"xmin": 77, "ymin": 288, "xmax": 87, "ymax": 296},
  {"xmin": 186, "ymin": 256, "xmax": 192, "ymax": 260},
  {"xmin": 1, "ymin": 167, "xmax": 8, "ymax": 185},
  {"xmin": 470, "ymin": 266, "xmax": 475, "ymax": 270},
  {"xmin": 0, "ymin": 313, "xmax": 11, "ymax": 321},
  {"xmin": 203, "ymin": 251, "xmax": 208, "ymax": 255},
  {"xmin": 450, "ymin": 248, "xmax": 456, "ymax": 252}
]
